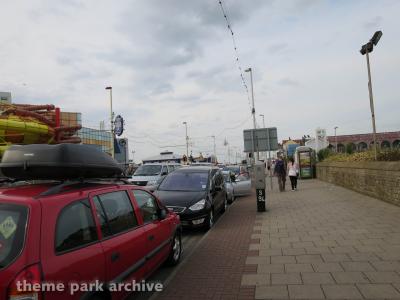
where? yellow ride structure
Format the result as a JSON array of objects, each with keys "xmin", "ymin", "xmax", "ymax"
[{"xmin": 0, "ymin": 103, "xmax": 81, "ymax": 158}]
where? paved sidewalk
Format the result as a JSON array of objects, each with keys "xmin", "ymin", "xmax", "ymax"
[
  {"xmin": 154, "ymin": 179, "xmax": 400, "ymax": 300},
  {"xmin": 247, "ymin": 179, "xmax": 400, "ymax": 299}
]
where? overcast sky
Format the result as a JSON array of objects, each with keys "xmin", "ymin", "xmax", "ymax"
[{"xmin": 1, "ymin": 0, "xmax": 399, "ymax": 162}]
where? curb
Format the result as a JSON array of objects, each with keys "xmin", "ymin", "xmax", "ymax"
[{"xmin": 148, "ymin": 200, "xmax": 234, "ymax": 300}]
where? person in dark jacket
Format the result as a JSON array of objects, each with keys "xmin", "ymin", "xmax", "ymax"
[{"xmin": 274, "ymin": 155, "xmax": 286, "ymax": 192}]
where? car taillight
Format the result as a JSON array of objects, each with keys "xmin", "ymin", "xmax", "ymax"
[{"xmin": 8, "ymin": 264, "xmax": 42, "ymax": 300}]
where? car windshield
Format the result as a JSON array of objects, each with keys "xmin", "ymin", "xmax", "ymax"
[
  {"xmin": 237, "ymin": 174, "xmax": 250, "ymax": 181},
  {"xmin": 223, "ymin": 166, "xmax": 240, "ymax": 175},
  {"xmin": 134, "ymin": 165, "xmax": 162, "ymax": 176},
  {"xmin": 158, "ymin": 172, "xmax": 209, "ymax": 192},
  {"xmin": 0, "ymin": 203, "xmax": 28, "ymax": 269}
]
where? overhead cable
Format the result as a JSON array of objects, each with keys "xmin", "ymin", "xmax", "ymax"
[{"xmin": 217, "ymin": 0, "xmax": 252, "ymax": 112}]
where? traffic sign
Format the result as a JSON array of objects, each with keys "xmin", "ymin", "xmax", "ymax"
[{"xmin": 243, "ymin": 127, "xmax": 278, "ymax": 152}]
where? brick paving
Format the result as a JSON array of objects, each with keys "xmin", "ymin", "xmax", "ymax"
[
  {"xmin": 154, "ymin": 179, "xmax": 400, "ymax": 299},
  {"xmin": 155, "ymin": 189, "xmax": 258, "ymax": 300}
]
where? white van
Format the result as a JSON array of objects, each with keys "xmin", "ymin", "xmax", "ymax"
[{"xmin": 130, "ymin": 162, "xmax": 181, "ymax": 189}]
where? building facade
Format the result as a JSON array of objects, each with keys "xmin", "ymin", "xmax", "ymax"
[
  {"xmin": 327, "ymin": 131, "xmax": 400, "ymax": 152},
  {"xmin": 78, "ymin": 127, "xmax": 112, "ymax": 154}
]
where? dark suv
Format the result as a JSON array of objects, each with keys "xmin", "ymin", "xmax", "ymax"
[
  {"xmin": 154, "ymin": 166, "xmax": 227, "ymax": 230},
  {"xmin": 0, "ymin": 182, "xmax": 182, "ymax": 300}
]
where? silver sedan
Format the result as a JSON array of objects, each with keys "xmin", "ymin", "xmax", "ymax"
[{"xmin": 222, "ymin": 171, "xmax": 252, "ymax": 203}]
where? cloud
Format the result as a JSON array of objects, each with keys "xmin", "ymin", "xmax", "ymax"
[
  {"xmin": 267, "ymin": 42, "xmax": 289, "ymax": 54},
  {"xmin": 291, "ymin": 0, "xmax": 321, "ymax": 11},
  {"xmin": 364, "ymin": 16, "xmax": 383, "ymax": 29},
  {"xmin": 1, "ymin": 0, "xmax": 399, "ymax": 163},
  {"xmin": 277, "ymin": 77, "xmax": 300, "ymax": 87}
]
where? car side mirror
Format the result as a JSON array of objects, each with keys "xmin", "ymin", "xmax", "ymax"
[
  {"xmin": 161, "ymin": 171, "xmax": 168, "ymax": 176},
  {"xmin": 158, "ymin": 209, "xmax": 167, "ymax": 220}
]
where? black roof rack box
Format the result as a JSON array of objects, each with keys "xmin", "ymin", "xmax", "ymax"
[{"xmin": 0, "ymin": 144, "xmax": 123, "ymax": 180}]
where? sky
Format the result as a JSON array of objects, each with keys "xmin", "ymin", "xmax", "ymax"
[{"xmin": 1, "ymin": 0, "xmax": 399, "ymax": 162}]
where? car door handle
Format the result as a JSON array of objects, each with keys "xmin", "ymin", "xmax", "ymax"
[
  {"xmin": 111, "ymin": 252, "xmax": 120, "ymax": 262},
  {"xmin": 148, "ymin": 235, "xmax": 155, "ymax": 241}
]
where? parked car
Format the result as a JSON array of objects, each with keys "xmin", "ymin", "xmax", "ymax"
[
  {"xmin": 222, "ymin": 165, "xmax": 249, "ymax": 177},
  {"xmin": 130, "ymin": 162, "xmax": 181, "ymax": 189},
  {"xmin": 233, "ymin": 173, "xmax": 252, "ymax": 196},
  {"xmin": 222, "ymin": 171, "xmax": 252, "ymax": 202},
  {"xmin": 222, "ymin": 170, "xmax": 236, "ymax": 203},
  {"xmin": 0, "ymin": 182, "xmax": 182, "ymax": 300},
  {"xmin": 154, "ymin": 166, "xmax": 227, "ymax": 230},
  {"xmin": 190, "ymin": 162, "xmax": 213, "ymax": 167},
  {"xmin": 0, "ymin": 144, "xmax": 182, "ymax": 300}
]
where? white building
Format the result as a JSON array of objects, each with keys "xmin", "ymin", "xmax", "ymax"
[{"xmin": 305, "ymin": 128, "xmax": 329, "ymax": 153}]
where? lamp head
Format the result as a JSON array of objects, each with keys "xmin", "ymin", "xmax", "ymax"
[
  {"xmin": 105, "ymin": 86, "xmax": 112, "ymax": 90},
  {"xmin": 370, "ymin": 31, "xmax": 382, "ymax": 46},
  {"xmin": 360, "ymin": 42, "xmax": 373, "ymax": 55},
  {"xmin": 244, "ymin": 68, "xmax": 251, "ymax": 72}
]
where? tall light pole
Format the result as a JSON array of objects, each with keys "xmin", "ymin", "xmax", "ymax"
[
  {"xmin": 260, "ymin": 113, "xmax": 266, "ymax": 160},
  {"xmin": 259, "ymin": 114, "xmax": 265, "ymax": 128},
  {"xmin": 105, "ymin": 86, "xmax": 114, "ymax": 158},
  {"xmin": 211, "ymin": 135, "xmax": 216, "ymax": 159},
  {"xmin": 183, "ymin": 122, "xmax": 189, "ymax": 158},
  {"xmin": 245, "ymin": 67, "xmax": 258, "ymax": 162},
  {"xmin": 360, "ymin": 30, "xmax": 382, "ymax": 160},
  {"xmin": 334, "ymin": 126, "xmax": 338, "ymax": 153},
  {"xmin": 260, "ymin": 113, "xmax": 273, "ymax": 190},
  {"xmin": 131, "ymin": 150, "xmax": 135, "ymax": 164}
]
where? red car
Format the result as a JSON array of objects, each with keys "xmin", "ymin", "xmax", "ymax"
[{"xmin": 0, "ymin": 182, "xmax": 182, "ymax": 300}]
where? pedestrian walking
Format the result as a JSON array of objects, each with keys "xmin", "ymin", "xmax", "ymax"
[
  {"xmin": 287, "ymin": 157, "xmax": 299, "ymax": 191},
  {"xmin": 274, "ymin": 155, "xmax": 286, "ymax": 192}
]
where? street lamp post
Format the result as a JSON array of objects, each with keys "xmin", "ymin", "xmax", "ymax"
[
  {"xmin": 105, "ymin": 86, "xmax": 114, "ymax": 158},
  {"xmin": 260, "ymin": 113, "xmax": 273, "ymax": 190},
  {"xmin": 131, "ymin": 150, "xmax": 135, "ymax": 164},
  {"xmin": 183, "ymin": 122, "xmax": 189, "ymax": 158},
  {"xmin": 259, "ymin": 113, "xmax": 267, "ymax": 160},
  {"xmin": 245, "ymin": 67, "xmax": 258, "ymax": 162},
  {"xmin": 360, "ymin": 31, "xmax": 382, "ymax": 160},
  {"xmin": 211, "ymin": 135, "xmax": 216, "ymax": 159},
  {"xmin": 260, "ymin": 114, "xmax": 265, "ymax": 128},
  {"xmin": 334, "ymin": 126, "xmax": 338, "ymax": 153}
]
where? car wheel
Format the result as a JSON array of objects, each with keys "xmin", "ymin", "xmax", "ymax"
[
  {"xmin": 166, "ymin": 232, "xmax": 182, "ymax": 266},
  {"xmin": 204, "ymin": 209, "xmax": 214, "ymax": 231},
  {"xmin": 227, "ymin": 193, "xmax": 233, "ymax": 204},
  {"xmin": 221, "ymin": 196, "xmax": 227, "ymax": 214}
]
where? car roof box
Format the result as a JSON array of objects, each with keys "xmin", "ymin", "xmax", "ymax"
[{"xmin": 0, "ymin": 144, "xmax": 123, "ymax": 180}]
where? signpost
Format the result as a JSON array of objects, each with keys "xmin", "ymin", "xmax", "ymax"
[
  {"xmin": 254, "ymin": 161, "xmax": 266, "ymax": 212},
  {"xmin": 243, "ymin": 128, "xmax": 278, "ymax": 152},
  {"xmin": 244, "ymin": 127, "xmax": 278, "ymax": 191},
  {"xmin": 256, "ymin": 188, "xmax": 266, "ymax": 212}
]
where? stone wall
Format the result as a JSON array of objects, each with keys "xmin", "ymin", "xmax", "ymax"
[{"xmin": 317, "ymin": 161, "xmax": 400, "ymax": 207}]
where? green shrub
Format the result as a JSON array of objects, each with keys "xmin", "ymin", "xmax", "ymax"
[
  {"xmin": 323, "ymin": 149, "xmax": 400, "ymax": 162},
  {"xmin": 377, "ymin": 149, "xmax": 400, "ymax": 161},
  {"xmin": 317, "ymin": 148, "xmax": 332, "ymax": 162},
  {"xmin": 346, "ymin": 143, "xmax": 355, "ymax": 155}
]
